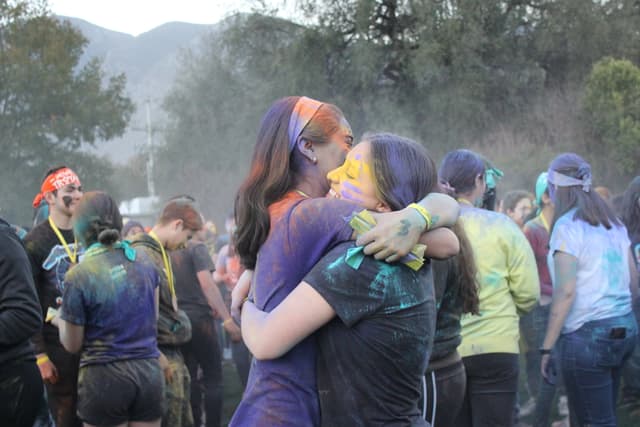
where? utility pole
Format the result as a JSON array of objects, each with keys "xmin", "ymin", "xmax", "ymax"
[{"xmin": 145, "ymin": 99, "xmax": 156, "ymax": 197}]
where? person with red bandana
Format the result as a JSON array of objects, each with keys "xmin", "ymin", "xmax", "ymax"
[{"xmin": 23, "ymin": 165, "xmax": 84, "ymax": 427}]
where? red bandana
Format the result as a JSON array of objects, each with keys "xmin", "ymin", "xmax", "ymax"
[{"xmin": 32, "ymin": 168, "xmax": 81, "ymax": 208}]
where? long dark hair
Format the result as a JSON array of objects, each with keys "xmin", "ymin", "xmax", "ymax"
[
  {"xmin": 73, "ymin": 191, "xmax": 123, "ymax": 247},
  {"xmin": 234, "ymin": 96, "xmax": 347, "ymax": 269},
  {"xmin": 621, "ymin": 176, "xmax": 640, "ymax": 240},
  {"xmin": 549, "ymin": 153, "xmax": 620, "ymax": 230},
  {"xmin": 438, "ymin": 149, "xmax": 486, "ymax": 198},
  {"xmin": 450, "ymin": 221, "xmax": 480, "ymax": 314},
  {"xmin": 367, "ymin": 133, "xmax": 479, "ymax": 314},
  {"xmin": 367, "ymin": 133, "xmax": 437, "ymax": 209}
]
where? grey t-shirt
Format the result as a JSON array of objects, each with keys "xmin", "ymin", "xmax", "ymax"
[{"xmin": 171, "ymin": 241, "xmax": 216, "ymax": 321}]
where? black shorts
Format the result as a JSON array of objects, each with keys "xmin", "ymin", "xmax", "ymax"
[{"xmin": 77, "ymin": 358, "xmax": 164, "ymax": 425}]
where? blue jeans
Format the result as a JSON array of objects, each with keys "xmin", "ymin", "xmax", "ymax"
[
  {"xmin": 621, "ymin": 301, "xmax": 640, "ymax": 399},
  {"xmin": 558, "ymin": 313, "xmax": 637, "ymax": 427}
]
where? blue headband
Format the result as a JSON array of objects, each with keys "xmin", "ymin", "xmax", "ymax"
[
  {"xmin": 287, "ymin": 96, "xmax": 324, "ymax": 153},
  {"xmin": 535, "ymin": 172, "xmax": 548, "ymax": 207}
]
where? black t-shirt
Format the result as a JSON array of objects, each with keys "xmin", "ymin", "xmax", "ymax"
[
  {"xmin": 171, "ymin": 241, "xmax": 216, "ymax": 320},
  {"xmin": 430, "ymin": 257, "xmax": 464, "ymax": 363},
  {"xmin": 304, "ymin": 241, "xmax": 434, "ymax": 427},
  {"xmin": 23, "ymin": 219, "xmax": 80, "ymax": 353}
]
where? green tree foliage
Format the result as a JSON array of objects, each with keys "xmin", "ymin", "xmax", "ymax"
[
  {"xmin": 529, "ymin": 0, "xmax": 640, "ymax": 88},
  {"xmin": 158, "ymin": 0, "xmax": 640, "ymax": 221},
  {"xmin": 583, "ymin": 57, "xmax": 640, "ymax": 175},
  {"xmin": 0, "ymin": 0, "xmax": 134, "ymax": 224}
]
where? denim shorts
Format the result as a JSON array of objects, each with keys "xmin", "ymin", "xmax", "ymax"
[{"xmin": 77, "ymin": 358, "xmax": 165, "ymax": 425}]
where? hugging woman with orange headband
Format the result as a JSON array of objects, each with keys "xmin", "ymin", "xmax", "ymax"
[
  {"xmin": 230, "ymin": 97, "xmax": 460, "ymax": 426},
  {"xmin": 239, "ymin": 133, "xmax": 446, "ymax": 427}
]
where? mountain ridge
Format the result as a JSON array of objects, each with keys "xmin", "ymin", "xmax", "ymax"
[{"xmin": 57, "ymin": 16, "xmax": 222, "ymax": 163}]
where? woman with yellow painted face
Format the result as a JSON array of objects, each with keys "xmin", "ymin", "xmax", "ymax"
[
  {"xmin": 231, "ymin": 95, "xmax": 465, "ymax": 427},
  {"xmin": 230, "ymin": 97, "xmax": 460, "ymax": 427},
  {"xmin": 238, "ymin": 133, "xmax": 444, "ymax": 427}
]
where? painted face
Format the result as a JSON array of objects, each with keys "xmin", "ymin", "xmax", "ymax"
[
  {"xmin": 508, "ymin": 197, "xmax": 533, "ymax": 227},
  {"xmin": 53, "ymin": 183, "xmax": 83, "ymax": 216},
  {"xmin": 326, "ymin": 141, "xmax": 385, "ymax": 211},
  {"xmin": 315, "ymin": 117, "xmax": 354, "ymax": 184}
]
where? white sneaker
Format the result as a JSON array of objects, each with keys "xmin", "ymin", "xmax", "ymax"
[
  {"xmin": 557, "ymin": 395, "xmax": 569, "ymax": 417},
  {"xmin": 551, "ymin": 417, "xmax": 569, "ymax": 427},
  {"xmin": 519, "ymin": 397, "xmax": 536, "ymax": 418},
  {"xmin": 223, "ymin": 347, "xmax": 232, "ymax": 360}
]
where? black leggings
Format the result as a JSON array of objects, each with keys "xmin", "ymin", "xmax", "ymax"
[
  {"xmin": 46, "ymin": 344, "xmax": 82, "ymax": 427},
  {"xmin": 455, "ymin": 353, "xmax": 519, "ymax": 427},
  {"xmin": 421, "ymin": 358, "xmax": 467, "ymax": 427},
  {"xmin": 0, "ymin": 359, "xmax": 47, "ymax": 427},
  {"xmin": 182, "ymin": 315, "xmax": 223, "ymax": 427}
]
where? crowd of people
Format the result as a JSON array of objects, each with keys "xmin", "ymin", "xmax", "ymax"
[{"xmin": 0, "ymin": 95, "xmax": 638, "ymax": 427}]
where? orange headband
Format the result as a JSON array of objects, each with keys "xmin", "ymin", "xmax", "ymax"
[
  {"xmin": 288, "ymin": 96, "xmax": 324, "ymax": 152},
  {"xmin": 32, "ymin": 168, "xmax": 81, "ymax": 208}
]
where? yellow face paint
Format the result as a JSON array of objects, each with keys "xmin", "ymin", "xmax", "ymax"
[{"xmin": 326, "ymin": 141, "xmax": 381, "ymax": 210}]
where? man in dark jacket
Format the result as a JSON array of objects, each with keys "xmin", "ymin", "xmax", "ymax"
[{"xmin": 0, "ymin": 217, "xmax": 51, "ymax": 426}]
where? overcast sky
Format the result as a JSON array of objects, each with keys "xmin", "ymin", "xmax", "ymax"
[{"xmin": 49, "ymin": 0, "xmax": 295, "ymax": 36}]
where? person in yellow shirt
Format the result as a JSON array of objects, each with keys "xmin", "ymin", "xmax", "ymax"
[{"xmin": 439, "ymin": 149, "xmax": 539, "ymax": 427}]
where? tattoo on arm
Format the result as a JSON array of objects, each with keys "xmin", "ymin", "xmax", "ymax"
[
  {"xmin": 397, "ymin": 220, "xmax": 411, "ymax": 237},
  {"xmin": 430, "ymin": 215, "xmax": 440, "ymax": 228}
]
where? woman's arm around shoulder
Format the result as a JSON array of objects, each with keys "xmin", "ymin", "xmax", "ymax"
[
  {"xmin": 241, "ymin": 281, "xmax": 335, "ymax": 360},
  {"xmin": 356, "ymin": 193, "xmax": 460, "ymax": 261}
]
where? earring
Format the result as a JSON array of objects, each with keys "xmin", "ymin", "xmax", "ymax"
[{"xmin": 312, "ymin": 157, "xmax": 318, "ymax": 164}]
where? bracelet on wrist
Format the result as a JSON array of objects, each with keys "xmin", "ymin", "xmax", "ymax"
[
  {"xmin": 36, "ymin": 355, "xmax": 49, "ymax": 366},
  {"xmin": 539, "ymin": 347, "xmax": 552, "ymax": 355},
  {"xmin": 222, "ymin": 318, "xmax": 233, "ymax": 327},
  {"xmin": 408, "ymin": 203, "xmax": 432, "ymax": 231}
]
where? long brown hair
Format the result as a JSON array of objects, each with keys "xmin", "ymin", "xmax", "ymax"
[
  {"xmin": 234, "ymin": 96, "xmax": 346, "ymax": 269},
  {"xmin": 549, "ymin": 153, "xmax": 620, "ymax": 231},
  {"xmin": 366, "ymin": 133, "xmax": 479, "ymax": 314},
  {"xmin": 451, "ymin": 221, "xmax": 480, "ymax": 315},
  {"xmin": 622, "ymin": 176, "xmax": 640, "ymax": 240},
  {"xmin": 366, "ymin": 132, "xmax": 437, "ymax": 209}
]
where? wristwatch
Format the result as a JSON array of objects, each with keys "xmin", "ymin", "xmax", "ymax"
[{"xmin": 539, "ymin": 348, "xmax": 552, "ymax": 355}]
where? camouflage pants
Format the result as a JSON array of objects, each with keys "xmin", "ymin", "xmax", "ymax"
[{"xmin": 161, "ymin": 347, "xmax": 194, "ymax": 427}]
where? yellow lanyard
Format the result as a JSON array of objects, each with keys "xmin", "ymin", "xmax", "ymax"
[
  {"xmin": 148, "ymin": 231, "xmax": 177, "ymax": 308},
  {"xmin": 48, "ymin": 217, "xmax": 77, "ymax": 264},
  {"xmin": 457, "ymin": 198, "xmax": 474, "ymax": 207},
  {"xmin": 539, "ymin": 213, "xmax": 550, "ymax": 233},
  {"xmin": 295, "ymin": 189, "xmax": 310, "ymax": 198}
]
